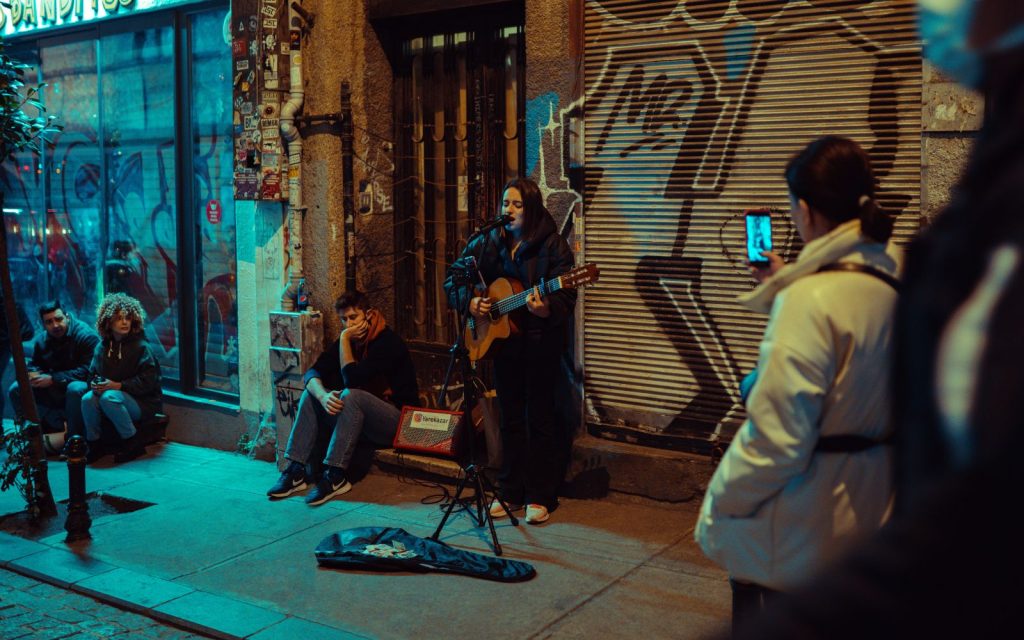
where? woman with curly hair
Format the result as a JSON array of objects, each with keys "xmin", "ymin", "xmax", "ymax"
[{"xmin": 68, "ymin": 293, "xmax": 162, "ymax": 462}]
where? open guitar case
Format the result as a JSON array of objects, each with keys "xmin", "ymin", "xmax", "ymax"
[{"xmin": 315, "ymin": 527, "xmax": 536, "ymax": 582}]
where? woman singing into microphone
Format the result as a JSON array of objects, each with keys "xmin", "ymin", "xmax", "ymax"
[{"xmin": 444, "ymin": 177, "xmax": 577, "ymax": 524}]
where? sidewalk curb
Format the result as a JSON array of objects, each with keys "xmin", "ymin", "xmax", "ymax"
[{"xmin": 0, "ymin": 531, "xmax": 363, "ymax": 639}]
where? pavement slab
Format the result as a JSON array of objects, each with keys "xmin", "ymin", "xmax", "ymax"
[
  {"xmin": 153, "ymin": 590, "xmax": 286, "ymax": 639},
  {"xmin": 75, "ymin": 567, "xmax": 196, "ymax": 610},
  {"xmin": 0, "ymin": 532, "xmax": 48, "ymax": 564},
  {"xmin": 0, "ymin": 442, "xmax": 729, "ymax": 639},
  {"xmin": 249, "ymin": 616, "xmax": 369, "ymax": 640},
  {"xmin": 8, "ymin": 547, "xmax": 116, "ymax": 587},
  {"xmin": 536, "ymin": 564, "xmax": 731, "ymax": 639}
]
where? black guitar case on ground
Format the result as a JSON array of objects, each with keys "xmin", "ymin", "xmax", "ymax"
[{"xmin": 314, "ymin": 527, "xmax": 536, "ymax": 582}]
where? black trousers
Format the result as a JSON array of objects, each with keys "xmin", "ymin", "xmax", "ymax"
[
  {"xmin": 493, "ymin": 341, "xmax": 568, "ymax": 510},
  {"xmin": 731, "ymin": 578, "xmax": 780, "ymax": 637}
]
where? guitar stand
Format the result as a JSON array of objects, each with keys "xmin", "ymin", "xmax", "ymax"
[{"xmin": 430, "ymin": 269, "xmax": 518, "ymax": 556}]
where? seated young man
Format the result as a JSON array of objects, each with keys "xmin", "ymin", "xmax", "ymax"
[
  {"xmin": 8, "ymin": 300, "xmax": 99, "ymax": 438},
  {"xmin": 268, "ymin": 290, "xmax": 419, "ymax": 505}
]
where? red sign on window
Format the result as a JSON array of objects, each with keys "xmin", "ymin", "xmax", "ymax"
[{"xmin": 206, "ymin": 200, "xmax": 222, "ymax": 224}]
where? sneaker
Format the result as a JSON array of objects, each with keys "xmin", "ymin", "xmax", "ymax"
[
  {"xmin": 488, "ymin": 498, "xmax": 522, "ymax": 519},
  {"xmin": 113, "ymin": 434, "xmax": 147, "ymax": 463},
  {"xmin": 305, "ymin": 467, "xmax": 352, "ymax": 506},
  {"xmin": 525, "ymin": 503, "xmax": 550, "ymax": 525},
  {"xmin": 267, "ymin": 461, "xmax": 309, "ymax": 499}
]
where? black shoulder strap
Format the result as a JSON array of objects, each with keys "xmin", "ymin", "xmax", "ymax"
[{"xmin": 817, "ymin": 262, "xmax": 901, "ymax": 293}]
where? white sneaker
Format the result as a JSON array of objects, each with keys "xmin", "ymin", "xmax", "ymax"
[
  {"xmin": 525, "ymin": 503, "xmax": 550, "ymax": 525},
  {"xmin": 488, "ymin": 499, "xmax": 521, "ymax": 519}
]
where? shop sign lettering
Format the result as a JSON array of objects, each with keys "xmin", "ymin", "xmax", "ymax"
[{"xmin": 2, "ymin": 0, "xmax": 151, "ymax": 34}]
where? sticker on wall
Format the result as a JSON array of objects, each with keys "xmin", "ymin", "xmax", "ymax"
[
  {"xmin": 261, "ymin": 168, "xmax": 282, "ymax": 199},
  {"xmin": 263, "ymin": 18, "xmax": 277, "ymax": 29},
  {"xmin": 263, "ymin": 54, "xmax": 278, "ymax": 89},
  {"xmin": 262, "ymin": 102, "xmax": 280, "ymax": 119},
  {"xmin": 235, "ymin": 174, "xmax": 259, "ymax": 200},
  {"xmin": 206, "ymin": 200, "xmax": 223, "ymax": 225}
]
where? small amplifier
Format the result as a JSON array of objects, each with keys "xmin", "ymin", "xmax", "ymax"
[{"xmin": 393, "ymin": 407, "xmax": 463, "ymax": 458}]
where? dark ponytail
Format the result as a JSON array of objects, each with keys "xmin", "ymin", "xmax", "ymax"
[
  {"xmin": 858, "ymin": 195, "xmax": 895, "ymax": 244},
  {"xmin": 786, "ymin": 135, "xmax": 894, "ymax": 244}
]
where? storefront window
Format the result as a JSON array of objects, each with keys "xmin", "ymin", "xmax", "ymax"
[
  {"xmin": 191, "ymin": 9, "xmax": 238, "ymax": 393},
  {"xmin": 100, "ymin": 26, "xmax": 180, "ymax": 383},
  {"xmin": 0, "ymin": 4, "xmax": 237, "ymax": 402}
]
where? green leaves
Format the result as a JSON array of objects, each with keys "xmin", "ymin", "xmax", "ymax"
[
  {"xmin": 0, "ymin": 41, "xmax": 63, "ymax": 163},
  {"xmin": 0, "ymin": 420, "xmax": 37, "ymax": 507}
]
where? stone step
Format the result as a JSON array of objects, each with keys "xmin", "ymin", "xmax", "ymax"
[{"xmin": 372, "ymin": 434, "xmax": 716, "ymax": 504}]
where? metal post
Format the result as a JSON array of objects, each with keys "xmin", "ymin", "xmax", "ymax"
[{"xmin": 64, "ymin": 436, "xmax": 91, "ymax": 542}]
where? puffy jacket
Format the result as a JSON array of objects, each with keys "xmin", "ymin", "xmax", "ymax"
[
  {"xmin": 696, "ymin": 219, "xmax": 900, "ymax": 589},
  {"xmin": 90, "ymin": 333, "xmax": 163, "ymax": 420}
]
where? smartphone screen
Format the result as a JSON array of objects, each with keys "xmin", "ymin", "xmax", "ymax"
[{"xmin": 745, "ymin": 210, "xmax": 773, "ymax": 265}]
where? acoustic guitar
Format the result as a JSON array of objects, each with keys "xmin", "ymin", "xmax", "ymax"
[{"xmin": 465, "ymin": 263, "xmax": 600, "ymax": 361}]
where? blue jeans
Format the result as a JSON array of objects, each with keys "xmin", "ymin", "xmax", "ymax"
[
  {"xmin": 8, "ymin": 380, "xmax": 83, "ymax": 433},
  {"xmin": 285, "ymin": 388, "xmax": 400, "ymax": 469},
  {"xmin": 80, "ymin": 387, "xmax": 142, "ymax": 441}
]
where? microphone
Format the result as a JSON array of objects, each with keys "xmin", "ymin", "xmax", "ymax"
[{"xmin": 470, "ymin": 215, "xmax": 512, "ymax": 239}]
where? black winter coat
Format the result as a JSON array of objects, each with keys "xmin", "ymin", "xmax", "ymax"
[
  {"xmin": 30, "ymin": 318, "xmax": 100, "ymax": 392},
  {"xmin": 89, "ymin": 333, "xmax": 163, "ymax": 419},
  {"xmin": 444, "ymin": 211, "xmax": 576, "ymax": 354}
]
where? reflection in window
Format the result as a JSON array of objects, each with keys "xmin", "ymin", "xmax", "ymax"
[
  {"xmin": 101, "ymin": 26, "xmax": 180, "ymax": 384},
  {"xmin": 192, "ymin": 9, "xmax": 239, "ymax": 394},
  {"xmin": 1, "ymin": 5, "xmax": 238, "ymax": 400}
]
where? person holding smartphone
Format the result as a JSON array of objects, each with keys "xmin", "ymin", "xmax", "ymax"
[
  {"xmin": 66, "ymin": 293, "xmax": 162, "ymax": 463},
  {"xmin": 735, "ymin": 2, "xmax": 1024, "ymax": 637},
  {"xmin": 695, "ymin": 135, "xmax": 901, "ymax": 631}
]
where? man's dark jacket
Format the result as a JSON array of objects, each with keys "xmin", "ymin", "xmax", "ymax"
[
  {"xmin": 303, "ymin": 327, "xmax": 419, "ymax": 409},
  {"xmin": 30, "ymin": 317, "xmax": 100, "ymax": 392}
]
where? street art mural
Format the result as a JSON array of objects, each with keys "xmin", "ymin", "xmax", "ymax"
[{"xmin": 532, "ymin": 0, "xmax": 920, "ymax": 446}]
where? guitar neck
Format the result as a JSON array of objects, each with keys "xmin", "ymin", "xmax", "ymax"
[{"xmin": 493, "ymin": 277, "xmax": 563, "ymax": 317}]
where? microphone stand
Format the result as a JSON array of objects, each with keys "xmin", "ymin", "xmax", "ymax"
[{"xmin": 431, "ymin": 258, "xmax": 519, "ymax": 556}]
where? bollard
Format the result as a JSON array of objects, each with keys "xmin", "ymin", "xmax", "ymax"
[{"xmin": 64, "ymin": 435, "xmax": 92, "ymax": 542}]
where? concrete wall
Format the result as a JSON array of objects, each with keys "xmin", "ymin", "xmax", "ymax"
[
  {"xmin": 301, "ymin": 0, "xmax": 395, "ymax": 334},
  {"xmin": 921, "ymin": 61, "xmax": 983, "ymax": 222}
]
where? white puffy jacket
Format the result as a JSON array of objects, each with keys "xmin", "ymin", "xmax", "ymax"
[{"xmin": 696, "ymin": 219, "xmax": 900, "ymax": 590}]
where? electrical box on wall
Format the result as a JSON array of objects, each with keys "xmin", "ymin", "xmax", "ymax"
[{"xmin": 269, "ymin": 310, "xmax": 324, "ymax": 468}]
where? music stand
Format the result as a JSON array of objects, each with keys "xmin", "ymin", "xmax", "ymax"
[{"xmin": 430, "ymin": 261, "xmax": 519, "ymax": 556}]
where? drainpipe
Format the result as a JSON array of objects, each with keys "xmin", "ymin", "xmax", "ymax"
[{"xmin": 279, "ymin": 0, "xmax": 306, "ymax": 310}]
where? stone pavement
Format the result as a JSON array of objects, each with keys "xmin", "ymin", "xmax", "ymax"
[
  {"xmin": 0, "ymin": 567, "xmax": 213, "ymax": 639},
  {"xmin": 0, "ymin": 441, "xmax": 730, "ymax": 639}
]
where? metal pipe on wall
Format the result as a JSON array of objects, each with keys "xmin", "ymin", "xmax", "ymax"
[{"xmin": 279, "ymin": 0, "xmax": 306, "ymax": 310}]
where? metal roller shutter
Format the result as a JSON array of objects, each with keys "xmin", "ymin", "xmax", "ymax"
[{"xmin": 580, "ymin": 0, "xmax": 921, "ymax": 452}]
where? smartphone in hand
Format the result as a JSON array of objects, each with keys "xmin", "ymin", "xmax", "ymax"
[{"xmin": 745, "ymin": 209, "xmax": 773, "ymax": 266}]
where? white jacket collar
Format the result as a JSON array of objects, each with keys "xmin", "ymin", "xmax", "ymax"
[{"xmin": 738, "ymin": 219, "xmax": 892, "ymax": 314}]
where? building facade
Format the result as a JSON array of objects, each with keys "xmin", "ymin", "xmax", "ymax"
[{"xmin": 2, "ymin": 0, "xmax": 981, "ymax": 464}]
